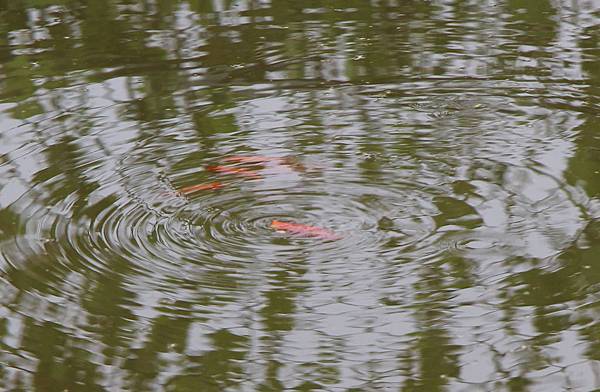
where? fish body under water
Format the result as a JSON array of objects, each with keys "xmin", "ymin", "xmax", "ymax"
[
  {"xmin": 270, "ymin": 220, "xmax": 341, "ymax": 241},
  {"xmin": 207, "ymin": 165, "xmax": 262, "ymax": 179},
  {"xmin": 223, "ymin": 155, "xmax": 307, "ymax": 173},
  {"xmin": 179, "ymin": 181, "xmax": 223, "ymax": 195}
]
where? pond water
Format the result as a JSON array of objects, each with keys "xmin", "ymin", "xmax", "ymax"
[{"xmin": 1, "ymin": 1, "xmax": 599, "ymax": 390}]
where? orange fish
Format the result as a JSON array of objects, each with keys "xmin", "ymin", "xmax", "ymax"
[
  {"xmin": 179, "ymin": 181, "xmax": 223, "ymax": 195},
  {"xmin": 270, "ymin": 220, "xmax": 341, "ymax": 241},
  {"xmin": 223, "ymin": 155, "xmax": 307, "ymax": 173},
  {"xmin": 207, "ymin": 165, "xmax": 261, "ymax": 179}
]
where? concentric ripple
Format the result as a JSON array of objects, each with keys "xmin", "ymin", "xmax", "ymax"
[
  {"xmin": 0, "ymin": 0, "xmax": 599, "ymax": 388},
  {"xmin": 0, "ymin": 76, "xmax": 591, "ymax": 302},
  {"xmin": 114, "ymin": 142, "xmax": 442, "ymax": 271}
]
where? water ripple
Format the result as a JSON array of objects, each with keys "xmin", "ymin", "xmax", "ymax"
[{"xmin": 0, "ymin": 0, "xmax": 598, "ymax": 389}]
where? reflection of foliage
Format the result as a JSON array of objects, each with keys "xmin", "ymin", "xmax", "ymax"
[
  {"xmin": 0, "ymin": 0, "xmax": 598, "ymax": 390},
  {"xmin": 400, "ymin": 263, "xmax": 461, "ymax": 391},
  {"xmin": 565, "ymin": 17, "xmax": 600, "ymax": 198},
  {"xmin": 402, "ymin": 328, "xmax": 460, "ymax": 392},
  {"xmin": 566, "ymin": 118, "xmax": 600, "ymax": 198},
  {"xmin": 0, "ymin": 208, "xmax": 22, "ymax": 240},
  {"xmin": 163, "ymin": 329, "xmax": 249, "ymax": 391},
  {"xmin": 1, "ymin": 56, "xmax": 36, "ymax": 102},
  {"xmin": 23, "ymin": 320, "xmax": 103, "ymax": 391}
]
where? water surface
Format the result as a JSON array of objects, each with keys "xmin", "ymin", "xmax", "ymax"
[{"xmin": 0, "ymin": 1, "xmax": 599, "ymax": 390}]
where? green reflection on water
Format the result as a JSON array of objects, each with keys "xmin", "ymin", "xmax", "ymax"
[{"xmin": 0, "ymin": 0, "xmax": 599, "ymax": 390}]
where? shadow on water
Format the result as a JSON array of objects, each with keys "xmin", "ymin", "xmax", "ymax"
[{"xmin": 0, "ymin": 0, "xmax": 599, "ymax": 390}]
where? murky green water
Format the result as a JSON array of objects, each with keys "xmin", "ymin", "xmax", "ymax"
[{"xmin": 0, "ymin": 1, "xmax": 599, "ymax": 390}]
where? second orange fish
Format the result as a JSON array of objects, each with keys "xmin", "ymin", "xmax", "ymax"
[
  {"xmin": 207, "ymin": 165, "xmax": 262, "ymax": 179},
  {"xmin": 179, "ymin": 181, "xmax": 223, "ymax": 195},
  {"xmin": 270, "ymin": 220, "xmax": 341, "ymax": 241}
]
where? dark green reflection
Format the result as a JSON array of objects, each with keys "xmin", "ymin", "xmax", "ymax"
[{"xmin": 0, "ymin": 0, "xmax": 598, "ymax": 390}]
